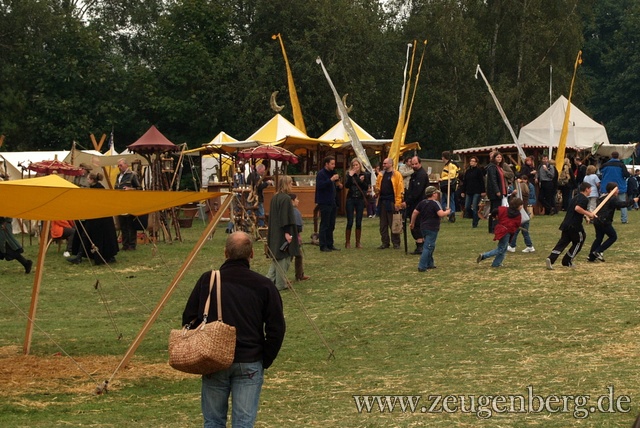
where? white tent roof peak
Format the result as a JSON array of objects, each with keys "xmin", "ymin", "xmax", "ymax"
[
  {"xmin": 319, "ymin": 119, "xmax": 376, "ymax": 142},
  {"xmin": 518, "ymin": 95, "xmax": 610, "ymax": 149},
  {"xmin": 208, "ymin": 131, "xmax": 238, "ymax": 145},
  {"xmin": 246, "ymin": 114, "xmax": 309, "ymax": 143}
]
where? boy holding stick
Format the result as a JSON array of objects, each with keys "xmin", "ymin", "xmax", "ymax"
[
  {"xmin": 587, "ymin": 182, "xmax": 639, "ymax": 262},
  {"xmin": 545, "ymin": 182, "xmax": 596, "ymax": 270}
]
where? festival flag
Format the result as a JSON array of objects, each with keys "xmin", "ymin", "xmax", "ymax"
[
  {"xmin": 475, "ymin": 65, "xmax": 526, "ymax": 161},
  {"xmin": 388, "ymin": 43, "xmax": 414, "ymax": 166},
  {"xmin": 389, "ymin": 41, "xmax": 427, "ymax": 167},
  {"xmin": 316, "ymin": 57, "xmax": 374, "ymax": 184},
  {"xmin": 402, "ymin": 41, "xmax": 428, "ymax": 143},
  {"xmin": 272, "ymin": 34, "xmax": 306, "ymax": 134},
  {"xmin": 555, "ymin": 51, "xmax": 582, "ymax": 171}
]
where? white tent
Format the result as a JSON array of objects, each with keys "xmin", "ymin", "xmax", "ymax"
[{"xmin": 518, "ymin": 96, "xmax": 609, "ymax": 150}]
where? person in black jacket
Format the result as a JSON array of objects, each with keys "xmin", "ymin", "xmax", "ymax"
[
  {"xmin": 574, "ymin": 156, "xmax": 587, "ymax": 185},
  {"xmin": 545, "ymin": 182, "xmax": 595, "ymax": 270},
  {"xmin": 485, "ymin": 151, "xmax": 508, "ymax": 233},
  {"xmin": 115, "ymin": 158, "xmax": 142, "ymax": 251},
  {"xmin": 182, "ymin": 231, "xmax": 285, "ymax": 428},
  {"xmin": 587, "ymin": 182, "xmax": 639, "ymax": 262},
  {"xmin": 460, "ymin": 156, "xmax": 485, "ymax": 228},
  {"xmin": 402, "ymin": 156, "xmax": 429, "ymax": 254},
  {"xmin": 344, "ymin": 158, "xmax": 371, "ymax": 249}
]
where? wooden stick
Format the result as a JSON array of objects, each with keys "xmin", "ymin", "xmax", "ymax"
[
  {"xmin": 585, "ymin": 187, "xmax": 617, "ymax": 223},
  {"xmin": 446, "ymin": 173, "xmax": 451, "ymax": 209},
  {"xmin": 23, "ymin": 220, "xmax": 51, "ymax": 354}
]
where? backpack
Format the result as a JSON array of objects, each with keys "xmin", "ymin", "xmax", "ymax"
[{"xmin": 557, "ymin": 166, "xmax": 570, "ymax": 186}]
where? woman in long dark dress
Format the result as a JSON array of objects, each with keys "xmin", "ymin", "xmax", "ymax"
[{"xmin": 68, "ymin": 173, "xmax": 119, "ymax": 265}]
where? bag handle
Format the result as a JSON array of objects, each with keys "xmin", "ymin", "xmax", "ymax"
[
  {"xmin": 215, "ymin": 270, "xmax": 223, "ymax": 322},
  {"xmin": 202, "ymin": 270, "xmax": 223, "ymax": 325}
]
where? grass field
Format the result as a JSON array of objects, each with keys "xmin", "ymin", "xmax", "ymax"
[{"xmin": 1, "ymin": 209, "xmax": 639, "ymax": 427}]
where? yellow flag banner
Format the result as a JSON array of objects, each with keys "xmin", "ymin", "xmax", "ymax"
[
  {"xmin": 555, "ymin": 50, "xmax": 582, "ymax": 171},
  {"xmin": 389, "ymin": 41, "xmax": 426, "ymax": 167},
  {"xmin": 272, "ymin": 34, "xmax": 306, "ymax": 134},
  {"xmin": 389, "ymin": 43, "xmax": 415, "ymax": 166},
  {"xmin": 401, "ymin": 40, "xmax": 428, "ymax": 143}
]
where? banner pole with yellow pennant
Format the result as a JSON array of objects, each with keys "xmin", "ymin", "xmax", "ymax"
[
  {"xmin": 272, "ymin": 33, "xmax": 306, "ymax": 134},
  {"xmin": 388, "ymin": 40, "xmax": 427, "ymax": 168},
  {"xmin": 555, "ymin": 51, "xmax": 582, "ymax": 171}
]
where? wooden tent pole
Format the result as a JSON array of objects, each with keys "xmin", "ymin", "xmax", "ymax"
[
  {"xmin": 23, "ymin": 220, "xmax": 51, "ymax": 355},
  {"xmin": 111, "ymin": 195, "xmax": 233, "ymax": 378}
]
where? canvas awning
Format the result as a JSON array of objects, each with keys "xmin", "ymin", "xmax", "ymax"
[
  {"xmin": 4, "ymin": 173, "xmax": 234, "ymax": 368},
  {"xmin": 183, "ymin": 132, "xmax": 259, "ymax": 155},
  {"xmin": 63, "ymin": 148, "xmax": 148, "ymax": 169},
  {"xmin": 0, "ymin": 175, "xmax": 225, "ymax": 220}
]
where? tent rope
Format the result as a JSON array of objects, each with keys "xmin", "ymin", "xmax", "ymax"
[
  {"xmin": 93, "ymin": 279, "xmax": 123, "ymax": 340},
  {"xmin": 0, "ymin": 286, "xmax": 107, "ymax": 392},
  {"xmin": 263, "ymin": 242, "xmax": 335, "ymax": 361},
  {"xmin": 74, "ymin": 219, "xmax": 181, "ymax": 334}
]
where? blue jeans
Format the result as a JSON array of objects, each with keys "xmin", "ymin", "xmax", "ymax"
[
  {"xmin": 202, "ymin": 361, "xmax": 264, "ymax": 428},
  {"xmin": 509, "ymin": 221, "xmax": 533, "ymax": 248},
  {"xmin": 418, "ymin": 229, "xmax": 438, "ymax": 270},
  {"xmin": 618, "ymin": 193, "xmax": 628, "ymax": 223},
  {"xmin": 346, "ymin": 198, "xmax": 365, "ymax": 230},
  {"xmin": 249, "ymin": 203, "xmax": 265, "ymax": 227},
  {"xmin": 464, "ymin": 193, "xmax": 481, "ymax": 226},
  {"xmin": 257, "ymin": 202, "xmax": 265, "ymax": 227},
  {"xmin": 441, "ymin": 191, "xmax": 455, "ymax": 213},
  {"xmin": 481, "ymin": 234, "xmax": 511, "ymax": 267}
]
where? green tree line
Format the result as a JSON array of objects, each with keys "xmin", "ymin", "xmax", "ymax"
[{"xmin": 0, "ymin": 0, "xmax": 636, "ymax": 156}]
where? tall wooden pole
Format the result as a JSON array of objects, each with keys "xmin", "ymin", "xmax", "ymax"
[{"xmin": 23, "ymin": 220, "xmax": 51, "ymax": 354}]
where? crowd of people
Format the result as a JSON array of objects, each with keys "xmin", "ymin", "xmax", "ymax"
[
  {"xmin": 258, "ymin": 149, "xmax": 640, "ymax": 277},
  {"xmin": 4, "ymin": 151, "xmax": 640, "ymax": 427}
]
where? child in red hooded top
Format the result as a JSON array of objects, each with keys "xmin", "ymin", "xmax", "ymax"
[{"xmin": 476, "ymin": 198, "xmax": 523, "ymax": 268}]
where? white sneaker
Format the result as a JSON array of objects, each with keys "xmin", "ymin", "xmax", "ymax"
[
  {"xmin": 522, "ymin": 246, "xmax": 535, "ymax": 253},
  {"xmin": 507, "ymin": 246, "xmax": 516, "ymax": 253},
  {"xmin": 545, "ymin": 258, "xmax": 554, "ymax": 270},
  {"xmin": 63, "ymin": 251, "xmax": 71, "ymax": 258}
]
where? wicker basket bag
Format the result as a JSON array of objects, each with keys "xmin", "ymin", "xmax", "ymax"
[{"xmin": 169, "ymin": 270, "xmax": 236, "ymax": 374}]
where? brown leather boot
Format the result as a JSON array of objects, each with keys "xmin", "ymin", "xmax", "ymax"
[
  {"xmin": 345, "ymin": 229, "xmax": 352, "ymax": 248},
  {"xmin": 355, "ymin": 229, "xmax": 362, "ymax": 248}
]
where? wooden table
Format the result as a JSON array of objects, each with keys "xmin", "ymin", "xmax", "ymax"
[{"xmin": 264, "ymin": 185, "xmax": 317, "ymax": 218}]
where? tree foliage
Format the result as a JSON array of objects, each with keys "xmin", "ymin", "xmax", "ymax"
[{"xmin": 0, "ymin": 0, "xmax": 633, "ymax": 154}]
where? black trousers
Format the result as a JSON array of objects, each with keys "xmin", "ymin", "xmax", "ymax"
[
  {"xmin": 549, "ymin": 227, "xmax": 585, "ymax": 265},
  {"xmin": 119, "ymin": 214, "xmax": 137, "ymax": 249},
  {"xmin": 539, "ymin": 181, "xmax": 556, "ymax": 214}
]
